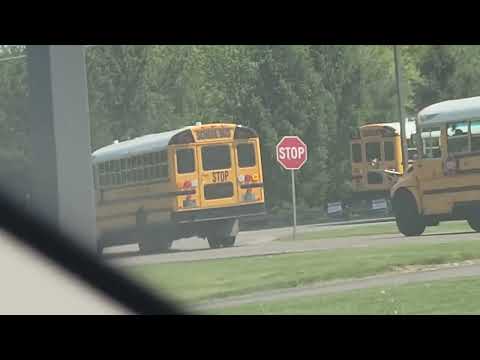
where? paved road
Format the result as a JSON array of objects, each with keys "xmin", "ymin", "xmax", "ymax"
[
  {"xmin": 106, "ymin": 219, "xmax": 478, "ymax": 267},
  {"xmin": 105, "ymin": 219, "xmax": 395, "ymax": 266},
  {"xmin": 193, "ymin": 261, "xmax": 480, "ymax": 311},
  {"xmin": 101, "ymin": 219, "xmax": 480, "ymax": 312}
]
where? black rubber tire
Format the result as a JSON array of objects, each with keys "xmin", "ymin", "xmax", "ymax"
[
  {"xmin": 386, "ymin": 199, "xmax": 394, "ymax": 216},
  {"xmin": 393, "ymin": 190, "xmax": 426, "ymax": 237},
  {"xmin": 467, "ymin": 216, "xmax": 480, "ymax": 232},
  {"xmin": 138, "ymin": 239, "xmax": 173, "ymax": 254},
  {"xmin": 207, "ymin": 236, "xmax": 222, "ymax": 249},
  {"xmin": 222, "ymin": 236, "xmax": 236, "ymax": 248}
]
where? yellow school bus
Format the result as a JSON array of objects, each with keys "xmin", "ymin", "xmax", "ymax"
[
  {"xmin": 92, "ymin": 122, "xmax": 266, "ymax": 253},
  {"xmin": 391, "ymin": 96, "xmax": 480, "ymax": 236},
  {"xmin": 349, "ymin": 120, "xmax": 416, "ymax": 211}
]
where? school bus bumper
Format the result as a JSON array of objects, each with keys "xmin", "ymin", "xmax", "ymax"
[{"xmin": 172, "ymin": 203, "xmax": 266, "ymax": 223}]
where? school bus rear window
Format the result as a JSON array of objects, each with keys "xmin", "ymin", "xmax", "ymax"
[
  {"xmin": 202, "ymin": 145, "xmax": 231, "ymax": 171},
  {"xmin": 384, "ymin": 141, "xmax": 394, "ymax": 161},
  {"xmin": 366, "ymin": 142, "xmax": 381, "ymax": 161},
  {"xmin": 237, "ymin": 143, "xmax": 256, "ymax": 168},
  {"xmin": 176, "ymin": 149, "xmax": 195, "ymax": 174}
]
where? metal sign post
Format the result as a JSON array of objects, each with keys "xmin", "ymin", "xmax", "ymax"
[{"xmin": 291, "ymin": 169, "xmax": 297, "ymax": 241}]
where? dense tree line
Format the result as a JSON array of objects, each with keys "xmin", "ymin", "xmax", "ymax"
[{"xmin": 1, "ymin": 45, "xmax": 480, "ymax": 209}]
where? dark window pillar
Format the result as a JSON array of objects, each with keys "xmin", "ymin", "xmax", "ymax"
[{"xmin": 26, "ymin": 46, "xmax": 96, "ymax": 253}]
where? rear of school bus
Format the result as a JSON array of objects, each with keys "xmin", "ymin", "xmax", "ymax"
[
  {"xmin": 349, "ymin": 123, "xmax": 403, "ymax": 213},
  {"xmin": 169, "ymin": 123, "xmax": 266, "ymax": 248}
]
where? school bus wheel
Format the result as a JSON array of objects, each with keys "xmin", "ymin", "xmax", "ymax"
[
  {"xmin": 467, "ymin": 212, "xmax": 480, "ymax": 232},
  {"xmin": 137, "ymin": 223, "xmax": 174, "ymax": 254},
  {"xmin": 392, "ymin": 189, "xmax": 426, "ymax": 237},
  {"xmin": 207, "ymin": 235, "xmax": 236, "ymax": 249},
  {"xmin": 222, "ymin": 236, "xmax": 236, "ymax": 247},
  {"xmin": 207, "ymin": 235, "xmax": 222, "ymax": 249},
  {"xmin": 138, "ymin": 238, "xmax": 173, "ymax": 254}
]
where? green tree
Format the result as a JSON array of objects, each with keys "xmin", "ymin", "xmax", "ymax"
[
  {"xmin": 86, "ymin": 45, "xmax": 150, "ymax": 149},
  {"xmin": 411, "ymin": 45, "xmax": 457, "ymax": 111}
]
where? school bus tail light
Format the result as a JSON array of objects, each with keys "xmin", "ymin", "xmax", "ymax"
[
  {"xmin": 179, "ymin": 179, "xmax": 198, "ymax": 190},
  {"xmin": 183, "ymin": 195, "xmax": 197, "ymax": 208},
  {"xmin": 180, "ymin": 180, "xmax": 198, "ymax": 208},
  {"xmin": 239, "ymin": 174, "xmax": 256, "ymax": 184},
  {"xmin": 240, "ymin": 174, "xmax": 256, "ymax": 201},
  {"xmin": 243, "ymin": 188, "xmax": 256, "ymax": 202}
]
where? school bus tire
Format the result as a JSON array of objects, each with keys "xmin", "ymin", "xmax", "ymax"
[
  {"xmin": 467, "ymin": 213, "xmax": 480, "ymax": 232},
  {"xmin": 207, "ymin": 235, "xmax": 222, "ymax": 249},
  {"xmin": 393, "ymin": 189, "xmax": 426, "ymax": 237},
  {"xmin": 207, "ymin": 235, "xmax": 236, "ymax": 248},
  {"xmin": 222, "ymin": 236, "xmax": 236, "ymax": 247},
  {"xmin": 138, "ymin": 239, "xmax": 173, "ymax": 254}
]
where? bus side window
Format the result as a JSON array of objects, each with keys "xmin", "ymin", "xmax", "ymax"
[
  {"xmin": 137, "ymin": 167, "xmax": 144, "ymax": 182},
  {"xmin": 384, "ymin": 141, "xmax": 394, "ymax": 161},
  {"xmin": 160, "ymin": 151, "xmax": 168, "ymax": 179},
  {"xmin": 237, "ymin": 143, "xmax": 256, "ymax": 167},
  {"xmin": 176, "ymin": 149, "xmax": 195, "ymax": 174},
  {"xmin": 447, "ymin": 121, "xmax": 469, "ymax": 154},
  {"xmin": 160, "ymin": 164, "xmax": 169, "ymax": 178},
  {"xmin": 160, "ymin": 150, "xmax": 168, "ymax": 163},
  {"xmin": 151, "ymin": 151, "xmax": 168, "ymax": 180},
  {"xmin": 421, "ymin": 127, "xmax": 441, "ymax": 159},
  {"xmin": 366, "ymin": 142, "xmax": 381, "ymax": 161},
  {"xmin": 471, "ymin": 120, "xmax": 480, "ymax": 151}
]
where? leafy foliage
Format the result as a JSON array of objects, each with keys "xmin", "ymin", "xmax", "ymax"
[{"xmin": 1, "ymin": 45, "xmax": 479, "ymax": 209}]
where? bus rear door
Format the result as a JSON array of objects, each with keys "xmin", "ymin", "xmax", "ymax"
[
  {"xmin": 235, "ymin": 140, "xmax": 263, "ymax": 203},
  {"xmin": 198, "ymin": 143, "xmax": 239, "ymax": 208}
]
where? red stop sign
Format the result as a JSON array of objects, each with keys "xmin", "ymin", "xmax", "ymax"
[{"xmin": 276, "ymin": 136, "xmax": 308, "ymax": 170}]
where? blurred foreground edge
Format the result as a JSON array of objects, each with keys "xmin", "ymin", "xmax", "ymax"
[{"xmin": 0, "ymin": 190, "xmax": 184, "ymax": 315}]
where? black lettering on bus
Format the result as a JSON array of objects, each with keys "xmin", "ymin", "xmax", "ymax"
[{"xmin": 212, "ymin": 170, "xmax": 229, "ymax": 183}]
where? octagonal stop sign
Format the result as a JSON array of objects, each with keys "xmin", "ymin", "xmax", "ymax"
[{"xmin": 276, "ymin": 136, "xmax": 308, "ymax": 170}]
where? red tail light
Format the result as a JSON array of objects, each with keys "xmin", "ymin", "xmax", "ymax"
[
  {"xmin": 243, "ymin": 188, "xmax": 256, "ymax": 201},
  {"xmin": 183, "ymin": 180, "xmax": 192, "ymax": 189},
  {"xmin": 244, "ymin": 174, "xmax": 253, "ymax": 183}
]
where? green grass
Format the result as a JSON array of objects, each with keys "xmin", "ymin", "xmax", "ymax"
[
  {"xmin": 277, "ymin": 221, "xmax": 472, "ymax": 241},
  {"xmin": 126, "ymin": 236, "xmax": 480, "ymax": 304},
  {"xmin": 211, "ymin": 277, "xmax": 480, "ymax": 315}
]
